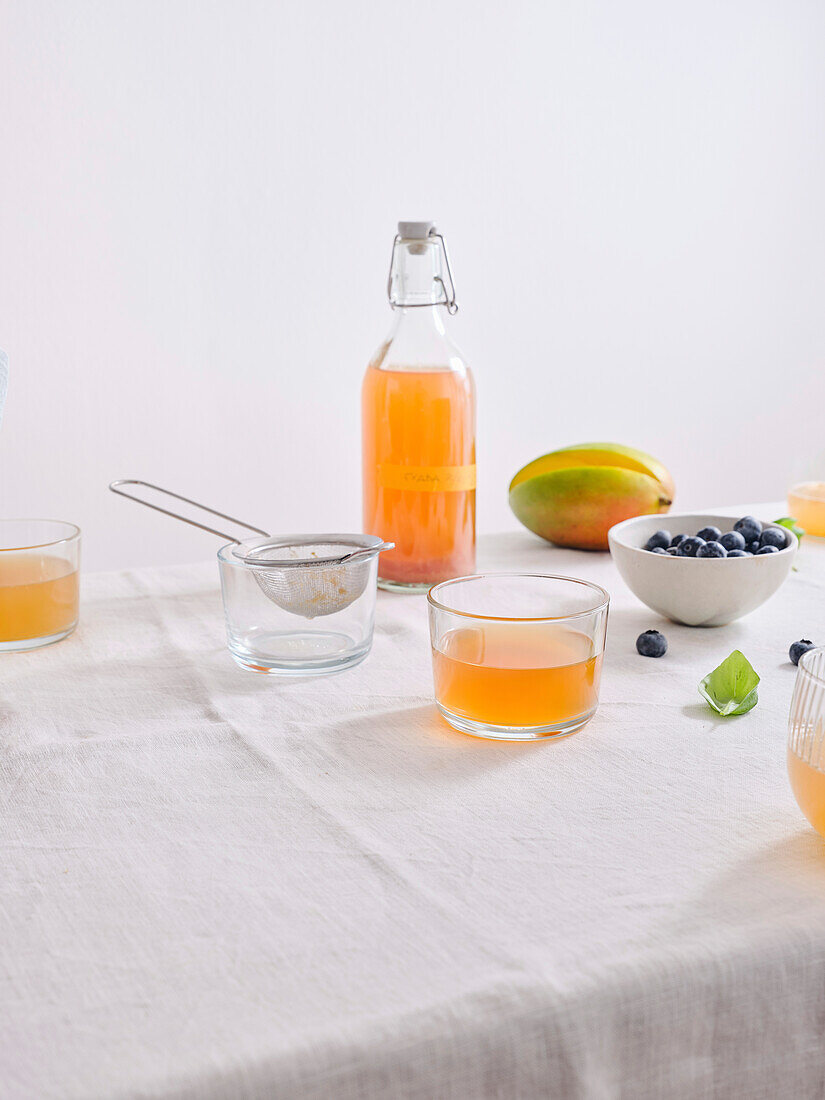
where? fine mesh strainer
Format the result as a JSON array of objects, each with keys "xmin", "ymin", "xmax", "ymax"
[{"xmin": 109, "ymin": 481, "xmax": 393, "ymax": 619}]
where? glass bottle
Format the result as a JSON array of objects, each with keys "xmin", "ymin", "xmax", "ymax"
[{"xmin": 362, "ymin": 222, "xmax": 476, "ymax": 592}]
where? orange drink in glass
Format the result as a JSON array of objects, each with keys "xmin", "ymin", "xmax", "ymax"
[
  {"xmin": 428, "ymin": 574, "xmax": 609, "ymax": 741},
  {"xmin": 787, "ymin": 483, "xmax": 825, "ymax": 538},
  {"xmin": 0, "ymin": 521, "xmax": 80, "ymax": 650}
]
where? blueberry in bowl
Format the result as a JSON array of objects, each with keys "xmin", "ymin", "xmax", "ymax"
[
  {"xmin": 734, "ymin": 516, "xmax": 762, "ymax": 543},
  {"xmin": 644, "ymin": 530, "xmax": 671, "ymax": 552},
  {"xmin": 679, "ymin": 536, "xmax": 706, "ymax": 557},
  {"xmin": 719, "ymin": 530, "xmax": 746, "ymax": 553},
  {"xmin": 759, "ymin": 528, "xmax": 788, "ymax": 550},
  {"xmin": 697, "ymin": 541, "xmax": 727, "ymax": 558}
]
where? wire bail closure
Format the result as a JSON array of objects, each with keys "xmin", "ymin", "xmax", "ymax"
[{"xmin": 387, "ymin": 227, "xmax": 459, "ymax": 315}]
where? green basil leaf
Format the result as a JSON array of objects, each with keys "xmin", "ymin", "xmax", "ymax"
[{"xmin": 699, "ymin": 650, "xmax": 760, "ymax": 716}]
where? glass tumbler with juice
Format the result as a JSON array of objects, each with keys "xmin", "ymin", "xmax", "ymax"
[
  {"xmin": 787, "ymin": 483, "xmax": 825, "ymax": 538},
  {"xmin": 0, "ymin": 520, "xmax": 80, "ymax": 650},
  {"xmin": 428, "ymin": 574, "xmax": 609, "ymax": 741}
]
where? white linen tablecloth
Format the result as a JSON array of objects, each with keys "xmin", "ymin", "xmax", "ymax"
[{"xmin": 3, "ymin": 519, "xmax": 825, "ymax": 1099}]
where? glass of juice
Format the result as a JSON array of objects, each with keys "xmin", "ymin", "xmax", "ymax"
[
  {"xmin": 428, "ymin": 573, "xmax": 609, "ymax": 741},
  {"xmin": 788, "ymin": 482, "xmax": 825, "ymax": 538},
  {"xmin": 0, "ymin": 520, "xmax": 80, "ymax": 651},
  {"xmin": 787, "ymin": 646, "xmax": 825, "ymax": 836}
]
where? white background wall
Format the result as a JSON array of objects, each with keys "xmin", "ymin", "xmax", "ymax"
[{"xmin": 1, "ymin": 0, "xmax": 823, "ymax": 571}]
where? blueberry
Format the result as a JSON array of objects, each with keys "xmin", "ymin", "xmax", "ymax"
[
  {"xmin": 734, "ymin": 515, "xmax": 762, "ymax": 543},
  {"xmin": 756, "ymin": 545, "xmax": 779, "ymax": 555},
  {"xmin": 697, "ymin": 525, "xmax": 722, "ymax": 542},
  {"xmin": 665, "ymin": 546, "xmax": 680, "ymax": 555},
  {"xmin": 670, "ymin": 533, "xmax": 687, "ymax": 548},
  {"xmin": 644, "ymin": 530, "xmax": 671, "ymax": 551},
  {"xmin": 636, "ymin": 629, "xmax": 667, "ymax": 658},
  {"xmin": 679, "ymin": 536, "xmax": 706, "ymax": 557},
  {"xmin": 790, "ymin": 639, "xmax": 816, "ymax": 666},
  {"xmin": 727, "ymin": 549, "xmax": 749, "ymax": 557},
  {"xmin": 760, "ymin": 528, "xmax": 788, "ymax": 550},
  {"xmin": 649, "ymin": 546, "xmax": 668, "ymax": 555},
  {"xmin": 697, "ymin": 540, "xmax": 727, "ymax": 558},
  {"xmin": 747, "ymin": 541, "xmax": 761, "ymax": 554},
  {"xmin": 719, "ymin": 530, "xmax": 746, "ymax": 552}
]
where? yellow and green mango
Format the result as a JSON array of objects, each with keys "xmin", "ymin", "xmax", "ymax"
[{"xmin": 509, "ymin": 443, "xmax": 674, "ymax": 550}]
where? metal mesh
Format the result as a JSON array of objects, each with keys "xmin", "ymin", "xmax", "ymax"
[{"xmin": 242, "ymin": 540, "xmax": 373, "ymax": 619}]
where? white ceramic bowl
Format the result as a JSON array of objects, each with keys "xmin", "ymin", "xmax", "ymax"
[{"xmin": 608, "ymin": 513, "xmax": 798, "ymax": 626}]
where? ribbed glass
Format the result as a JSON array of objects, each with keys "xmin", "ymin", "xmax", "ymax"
[
  {"xmin": 787, "ymin": 647, "xmax": 825, "ymax": 835},
  {"xmin": 788, "ymin": 648, "xmax": 825, "ymax": 764}
]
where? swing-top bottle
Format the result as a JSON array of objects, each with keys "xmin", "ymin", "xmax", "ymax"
[{"xmin": 362, "ymin": 222, "xmax": 476, "ymax": 591}]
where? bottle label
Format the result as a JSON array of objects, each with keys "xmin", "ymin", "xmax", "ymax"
[{"xmin": 378, "ymin": 464, "xmax": 477, "ymax": 493}]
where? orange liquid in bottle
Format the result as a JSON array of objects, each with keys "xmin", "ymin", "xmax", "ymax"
[
  {"xmin": 362, "ymin": 365, "xmax": 475, "ymax": 586},
  {"xmin": 787, "ymin": 747, "xmax": 825, "ymax": 837},
  {"xmin": 0, "ymin": 555, "xmax": 79, "ymax": 643},
  {"xmin": 432, "ymin": 622, "xmax": 601, "ymax": 729}
]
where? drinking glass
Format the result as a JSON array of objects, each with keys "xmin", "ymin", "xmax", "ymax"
[
  {"xmin": 428, "ymin": 573, "xmax": 609, "ymax": 741},
  {"xmin": 0, "ymin": 520, "xmax": 81, "ymax": 651},
  {"xmin": 217, "ymin": 539, "xmax": 381, "ymax": 675},
  {"xmin": 787, "ymin": 483, "xmax": 825, "ymax": 538},
  {"xmin": 787, "ymin": 646, "xmax": 825, "ymax": 836}
]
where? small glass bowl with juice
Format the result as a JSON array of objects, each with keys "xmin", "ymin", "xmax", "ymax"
[
  {"xmin": 428, "ymin": 573, "xmax": 609, "ymax": 741},
  {"xmin": 0, "ymin": 520, "xmax": 80, "ymax": 651},
  {"xmin": 788, "ymin": 483, "xmax": 825, "ymax": 538},
  {"xmin": 788, "ymin": 646, "xmax": 825, "ymax": 836}
]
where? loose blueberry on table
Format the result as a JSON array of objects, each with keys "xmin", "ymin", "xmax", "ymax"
[
  {"xmin": 636, "ymin": 630, "xmax": 667, "ymax": 658},
  {"xmin": 790, "ymin": 640, "xmax": 816, "ymax": 666}
]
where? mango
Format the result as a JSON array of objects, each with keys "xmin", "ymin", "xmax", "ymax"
[{"xmin": 509, "ymin": 444, "xmax": 673, "ymax": 550}]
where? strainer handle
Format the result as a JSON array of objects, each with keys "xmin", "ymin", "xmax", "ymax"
[{"xmin": 109, "ymin": 480, "xmax": 269, "ymax": 543}]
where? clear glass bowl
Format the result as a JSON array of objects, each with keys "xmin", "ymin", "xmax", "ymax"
[
  {"xmin": 217, "ymin": 535, "xmax": 383, "ymax": 675},
  {"xmin": 787, "ymin": 646, "xmax": 825, "ymax": 836},
  {"xmin": 428, "ymin": 573, "xmax": 609, "ymax": 741},
  {"xmin": 0, "ymin": 520, "xmax": 80, "ymax": 651}
]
